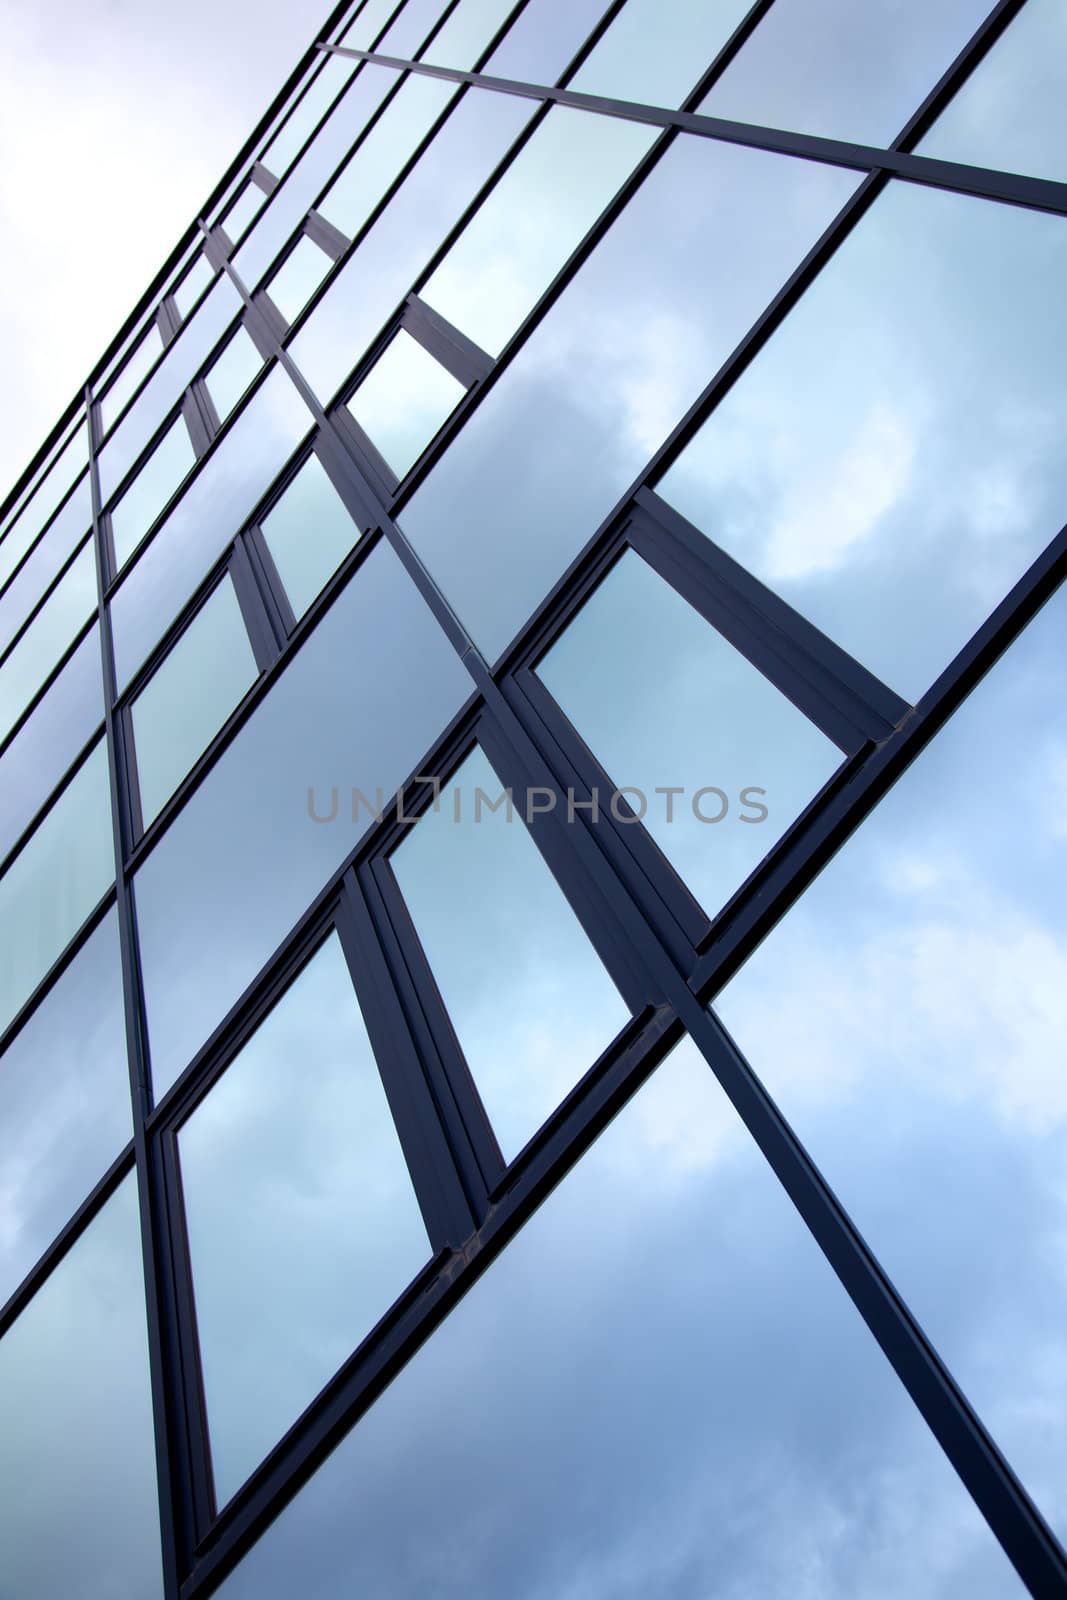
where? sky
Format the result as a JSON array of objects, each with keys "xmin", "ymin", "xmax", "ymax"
[{"xmin": 0, "ymin": 0, "xmax": 323, "ymax": 502}]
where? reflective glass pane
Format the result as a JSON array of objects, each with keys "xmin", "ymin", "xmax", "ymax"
[
  {"xmin": 135, "ymin": 542, "xmax": 470, "ymax": 1098},
  {"xmin": 421, "ymin": 106, "xmax": 656, "ymax": 358},
  {"xmin": 657, "ymin": 180, "xmax": 1067, "ymax": 703},
  {"xmin": 262, "ymin": 55, "xmax": 356, "ymax": 179},
  {"xmin": 536, "ymin": 550, "xmax": 842, "ymax": 920},
  {"xmin": 570, "ymin": 0, "xmax": 752, "ymax": 108},
  {"xmin": 260, "ymin": 453, "xmax": 363, "ymax": 618},
  {"xmin": 420, "ymin": 0, "xmax": 516, "ymax": 69},
  {"xmin": 215, "ymin": 1037, "xmax": 1022, "ymax": 1600},
  {"xmin": 919, "ymin": 0, "xmax": 1067, "ymax": 185},
  {"xmin": 347, "ymin": 330, "xmax": 464, "ymax": 479},
  {"xmin": 173, "ymin": 252, "xmax": 215, "ymax": 320},
  {"xmin": 99, "ymin": 323, "xmax": 165, "ymax": 435},
  {"xmin": 340, "ymin": 0, "xmax": 399, "ymax": 49},
  {"xmin": 0, "ymin": 624, "xmax": 102, "ymax": 864},
  {"xmin": 234, "ymin": 64, "xmax": 399, "ymax": 294},
  {"xmin": 111, "ymin": 368, "xmax": 312, "ymax": 691},
  {"xmin": 0, "ymin": 473, "xmax": 92, "ymax": 655},
  {"xmin": 715, "ymin": 574, "xmax": 1067, "ymax": 1551},
  {"xmin": 317, "ymin": 73, "xmax": 457, "ymax": 241},
  {"xmin": 377, "ymin": 0, "xmax": 450, "ymax": 57},
  {"xmin": 266, "ymin": 234, "xmax": 334, "ymax": 327},
  {"xmin": 0, "ymin": 540, "xmax": 97, "ymax": 744},
  {"xmin": 109, "ymin": 415, "xmax": 196, "ymax": 571},
  {"xmin": 699, "ymin": 0, "xmax": 993, "ymax": 145},
  {"xmin": 131, "ymin": 577, "xmax": 258, "ymax": 828},
  {"xmin": 391, "ymin": 744, "xmax": 629, "ymax": 1159},
  {"xmin": 205, "ymin": 328, "xmax": 264, "ymax": 422},
  {"xmin": 0, "ymin": 740, "xmax": 114, "ymax": 1037},
  {"xmin": 0, "ymin": 1177, "xmax": 162, "ymax": 1600},
  {"xmin": 0, "ymin": 909, "xmax": 129, "ymax": 1308},
  {"xmin": 178, "ymin": 933, "xmax": 429, "ymax": 1507},
  {"xmin": 221, "ymin": 177, "xmax": 269, "ymax": 248},
  {"xmin": 401, "ymin": 134, "xmax": 858, "ymax": 662},
  {"xmin": 292, "ymin": 84, "xmax": 535, "ymax": 402},
  {"xmin": 0, "ymin": 421, "xmax": 87, "ymax": 589},
  {"xmin": 98, "ymin": 274, "xmax": 241, "ymax": 503},
  {"xmin": 485, "ymin": 0, "xmax": 613, "ymax": 85}
]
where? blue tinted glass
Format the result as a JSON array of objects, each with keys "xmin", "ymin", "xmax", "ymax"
[
  {"xmin": 265, "ymin": 235, "xmax": 333, "ymax": 328},
  {"xmin": 0, "ymin": 421, "xmax": 87, "ymax": 588},
  {"xmin": 0, "ymin": 473, "xmax": 92, "ymax": 655},
  {"xmin": 205, "ymin": 328, "xmax": 264, "ymax": 423},
  {"xmin": 215, "ymin": 1037, "xmax": 1022, "ymax": 1600},
  {"xmin": 259, "ymin": 452, "xmax": 364, "ymax": 619},
  {"xmin": 262, "ymin": 55, "xmax": 357, "ymax": 179},
  {"xmin": 173, "ymin": 253, "xmax": 215, "ymax": 320},
  {"xmin": 109, "ymin": 416, "xmax": 196, "ymax": 571},
  {"xmin": 0, "ymin": 540, "xmax": 97, "ymax": 745},
  {"xmin": 377, "ymin": 0, "xmax": 451, "ymax": 57},
  {"xmin": 220, "ymin": 178, "xmax": 269, "ymax": 249},
  {"xmin": 570, "ymin": 0, "xmax": 752, "ymax": 107},
  {"xmin": 485, "ymin": 0, "xmax": 613, "ymax": 85},
  {"xmin": 346, "ymin": 330, "xmax": 465, "ymax": 479},
  {"xmin": 401, "ymin": 134, "xmax": 858, "ymax": 662},
  {"xmin": 419, "ymin": 0, "xmax": 516, "ymax": 68}
]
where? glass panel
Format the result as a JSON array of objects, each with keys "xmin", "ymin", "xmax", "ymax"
[
  {"xmin": 178, "ymin": 933, "xmax": 429, "ymax": 1506},
  {"xmin": 420, "ymin": 0, "xmax": 516, "ymax": 68},
  {"xmin": 99, "ymin": 323, "xmax": 165, "ymax": 435},
  {"xmin": 215, "ymin": 1037, "xmax": 1022, "ymax": 1600},
  {"xmin": 260, "ymin": 453, "xmax": 363, "ymax": 619},
  {"xmin": 111, "ymin": 367, "xmax": 311, "ymax": 691},
  {"xmin": 173, "ymin": 252, "xmax": 215, "ymax": 320},
  {"xmin": 316, "ymin": 73, "xmax": 457, "ymax": 241},
  {"xmin": 656, "ymin": 180, "xmax": 1067, "ymax": 704},
  {"xmin": 98, "ymin": 274, "xmax": 241, "ymax": 502},
  {"xmin": 109, "ymin": 415, "xmax": 196, "ymax": 571},
  {"xmin": 570, "ymin": 0, "xmax": 752, "ymax": 108},
  {"xmin": 205, "ymin": 328, "xmax": 264, "ymax": 422},
  {"xmin": 291, "ymin": 85, "xmax": 536, "ymax": 402},
  {"xmin": 347, "ymin": 330, "xmax": 465, "ymax": 479},
  {"xmin": 0, "ymin": 740, "xmax": 113, "ymax": 1037},
  {"xmin": 918, "ymin": 0, "xmax": 1067, "ymax": 185},
  {"xmin": 0, "ymin": 910, "xmax": 129, "ymax": 1308},
  {"xmin": 0, "ymin": 624, "xmax": 102, "ymax": 865},
  {"xmin": 485, "ymin": 0, "xmax": 613, "ymax": 85},
  {"xmin": 221, "ymin": 177, "xmax": 269, "ymax": 248},
  {"xmin": 0, "ymin": 421, "xmax": 87, "ymax": 588},
  {"xmin": 699, "ymin": 0, "xmax": 994, "ymax": 146},
  {"xmin": 340, "ymin": 0, "xmax": 399, "ymax": 49},
  {"xmin": 535, "ymin": 550, "xmax": 842, "ymax": 920},
  {"xmin": 131, "ymin": 577, "xmax": 258, "ymax": 828},
  {"xmin": 391, "ymin": 744, "xmax": 629, "ymax": 1159},
  {"xmin": 266, "ymin": 234, "xmax": 334, "ymax": 327},
  {"xmin": 0, "ymin": 540, "xmax": 97, "ymax": 745},
  {"xmin": 262, "ymin": 55, "xmax": 356, "ymax": 180},
  {"xmin": 234, "ymin": 64, "xmax": 399, "ymax": 295},
  {"xmin": 0, "ymin": 1177, "xmax": 162, "ymax": 1600},
  {"xmin": 421, "ymin": 105, "xmax": 657, "ymax": 358},
  {"xmin": 0, "ymin": 473, "xmax": 92, "ymax": 654},
  {"xmin": 135, "ymin": 542, "xmax": 471, "ymax": 1098},
  {"xmin": 715, "ymin": 574, "xmax": 1067, "ymax": 1552},
  {"xmin": 401, "ymin": 134, "xmax": 858, "ymax": 663},
  {"xmin": 377, "ymin": 0, "xmax": 450, "ymax": 57}
]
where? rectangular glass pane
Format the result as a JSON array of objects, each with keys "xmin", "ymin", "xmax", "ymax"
[
  {"xmin": 535, "ymin": 550, "xmax": 842, "ymax": 920},
  {"xmin": 421, "ymin": 105, "xmax": 656, "ymax": 358},
  {"xmin": 316, "ymin": 72, "xmax": 458, "ymax": 241},
  {"xmin": 205, "ymin": 327, "xmax": 264, "ymax": 423},
  {"xmin": 178, "ymin": 933, "xmax": 429, "ymax": 1507},
  {"xmin": 234, "ymin": 64, "xmax": 399, "ymax": 294},
  {"xmin": 400, "ymin": 134, "xmax": 858, "ymax": 663},
  {"xmin": 918, "ymin": 0, "xmax": 1067, "ymax": 184},
  {"xmin": 134, "ymin": 541, "xmax": 471, "ymax": 1098},
  {"xmin": 265, "ymin": 234, "xmax": 333, "ymax": 328},
  {"xmin": 0, "ymin": 739, "xmax": 113, "ymax": 1040},
  {"xmin": 0, "ymin": 473, "xmax": 92, "ymax": 655},
  {"xmin": 215, "ymin": 1037, "xmax": 1022, "ymax": 1600},
  {"xmin": 99, "ymin": 323, "xmax": 165, "ymax": 435},
  {"xmin": 0, "ymin": 421, "xmax": 87, "ymax": 589},
  {"xmin": 0, "ymin": 624, "xmax": 102, "ymax": 865},
  {"xmin": 390, "ymin": 744, "xmax": 629, "ymax": 1159},
  {"xmin": 262, "ymin": 55, "xmax": 356, "ymax": 179},
  {"xmin": 131, "ymin": 576, "xmax": 258, "ymax": 827},
  {"xmin": 570, "ymin": 0, "xmax": 752, "ymax": 108},
  {"xmin": 291, "ymin": 84, "xmax": 535, "ymax": 402},
  {"xmin": 484, "ymin": 0, "xmax": 613, "ymax": 85},
  {"xmin": 656, "ymin": 180, "xmax": 1067, "ymax": 703},
  {"xmin": 221, "ymin": 177, "xmax": 269, "ymax": 248},
  {"xmin": 346, "ymin": 329, "xmax": 465, "ymax": 479},
  {"xmin": 259, "ymin": 452, "xmax": 363, "ymax": 618},
  {"xmin": 715, "ymin": 572, "xmax": 1067, "ymax": 1553},
  {"xmin": 0, "ymin": 909, "xmax": 130, "ymax": 1308},
  {"xmin": 173, "ymin": 252, "xmax": 215, "ymax": 320},
  {"xmin": 340, "ymin": 0, "xmax": 399, "ymax": 49},
  {"xmin": 699, "ymin": 0, "xmax": 993, "ymax": 145},
  {"xmin": 377, "ymin": 0, "xmax": 451, "ymax": 56},
  {"xmin": 0, "ymin": 1177, "xmax": 162, "ymax": 1600},
  {"xmin": 111, "ymin": 367, "xmax": 312, "ymax": 691},
  {"xmin": 0, "ymin": 540, "xmax": 97, "ymax": 745},
  {"xmin": 419, "ymin": 0, "xmax": 516, "ymax": 69},
  {"xmin": 109, "ymin": 415, "xmax": 196, "ymax": 571}
]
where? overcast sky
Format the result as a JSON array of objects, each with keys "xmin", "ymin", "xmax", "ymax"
[{"xmin": 0, "ymin": 0, "xmax": 322, "ymax": 500}]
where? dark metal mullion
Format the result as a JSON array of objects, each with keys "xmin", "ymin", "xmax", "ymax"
[
  {"xmin": 891, "ymin": 0, "xmax": 1028, "ymax": 152},
  {"xmin": 182, "ymin": 386, "xmax": 216, "ymax": 457},
  {"xmin": 251, "ymin": 161, "xmax": 278, "ymax": 194},
  {"xmin": 228, "ymin": 539, "xmax": 283, "ymax": 672},
  {"xmin": 158, "ymin": 298, "xmax": 182, "ymax": 345},
  {"xmin": 331, "ymin": 405, "xmax": 399, "ymax": 500},
  {"xmin": 120, "ymin": 702, "xmax": 147, "ymax": 846},
  {"xmin": 302, "ymin": 209, "xmax": 349, "ymax": 261},
  {"xmin": 401, "ymin": 294, "xmax": 492, "ymax": 388},
  {"xmin": 241, "ymin": 523, "xmax": 298, "ymax": 641},
  {"xmin": 335, "ymin": 872, "xmax": 479, "ymax": 1250}
]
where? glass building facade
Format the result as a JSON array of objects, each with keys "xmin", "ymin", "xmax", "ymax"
[{"xmin": 1, "ymin": 0, "xmax": 1066, "ymax": 1594}]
